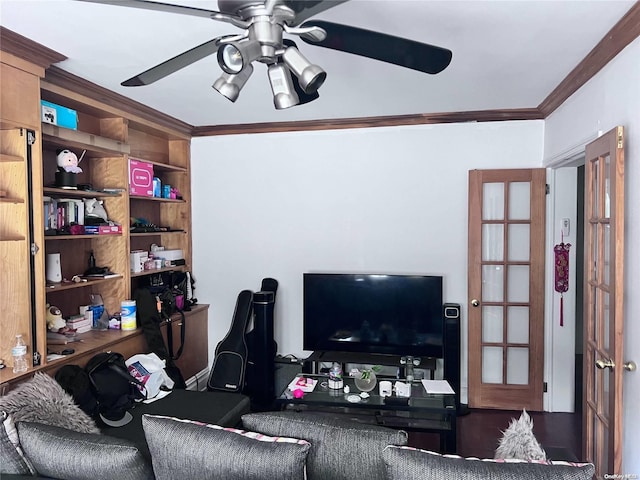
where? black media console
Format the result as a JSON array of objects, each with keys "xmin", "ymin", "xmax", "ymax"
[{"xmin": 302, "ymin": 351, "xmax": 437, "ymax": 380}]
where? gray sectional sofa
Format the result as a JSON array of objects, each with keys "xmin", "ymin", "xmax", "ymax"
[{"xmin": 1, "ymin": 374, "xmax": 595, "ymax": 480}]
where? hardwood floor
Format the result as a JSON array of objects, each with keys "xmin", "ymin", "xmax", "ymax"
[{"xmin": 408, "ymin": 409, "xmax": 582, "ymax": 462}]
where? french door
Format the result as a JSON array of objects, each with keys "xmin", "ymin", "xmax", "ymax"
[
  {"xmin": 582, "ymin": 126, "xmax": 626, "ymax": 477},
  {"xmin": 468, "ymin": 169, "xmax": 546, "ymax": 410}
]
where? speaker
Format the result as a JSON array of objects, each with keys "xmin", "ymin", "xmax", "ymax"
[
  {"xmin": 443, "ymin": 303, "xmax": 467, "ymax": 414},
  {"xmin": 46, "ymin": 253, "xmax": 62, "ymax": 283}
]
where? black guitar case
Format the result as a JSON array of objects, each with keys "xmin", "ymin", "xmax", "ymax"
[
  {"xmin": 244, "ymin": 278, "xmax": 278, "ymax": 403},
  {"xmin": 207, "ymin": 289, "xmax": 253, "ymax": 392}
]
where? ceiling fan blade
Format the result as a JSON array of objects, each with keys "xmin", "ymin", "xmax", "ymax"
[
  {"xmin": 299, "ymin": 20, "xmax": 452, "ymax": 75},
  {"xmin": 75, "ymin": 0, "xmax": 217, "ymax": 18},
  {"xmin": 122, "ymin": 38, "xmax": 220, "ymax": 86},
  {"xmin": 285, "ymin": 0, "xmax": 349, "ymax": 26}
]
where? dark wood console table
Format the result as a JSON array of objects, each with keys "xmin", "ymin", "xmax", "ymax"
[{"xmin": 277, "ymin": 373, "xmax": 456, "ymax": 453}]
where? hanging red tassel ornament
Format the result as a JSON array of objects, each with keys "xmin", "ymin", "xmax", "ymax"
[{"xmin": 554, "ymin": 237, "xmax": 571, "ymax": 327}]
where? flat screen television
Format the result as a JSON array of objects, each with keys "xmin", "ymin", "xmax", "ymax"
[{"xmin": 303, "ymin": 273, "xmax": 444, "ymax": 358}]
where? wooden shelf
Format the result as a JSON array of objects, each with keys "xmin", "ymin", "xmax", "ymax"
[
  {"xmin": 0, "ymin": 153, "xmax": 23, "ymax": 163},
  {"xmin": 0, "ymin": 235, "xmax": 27, "ymax": 242},
  {"xmin": 131, "ymin": 230, "xmax": 186, "ymax": 237},
  {"xmin": 45, "ymin": 233, "xmax": 123, "ymax": 241},
  {"xmin": 45, "ymin": 275, "xmax": 122, "ymax": 292},
  {"xmin": 131, "ymin": 265, "xmax": 184, "ymax": 278},
  {"xmin": 0, "ymin": 197, "xmax": 24, "ymax": 204},
  {"xmin": 41, "ymin": 123, "xmax": 130, "ymax": 158},
  {"xmin": 0, "ymin": 119, "xmax": 29, "ymax": 131},
  {"xmin": 133, "ymin": 158, "xmax": 187, "ymax": 173},
  {"xmin": 43, "ymin": 187, "xmax": 122, "ymax": 199},
  {"xmin": 0, "ymin": 328, "xmax": 144, "ymax": 385},
  {"xmin": 130, "ymin": 195, "xmax": 185, "ymax": 203}
]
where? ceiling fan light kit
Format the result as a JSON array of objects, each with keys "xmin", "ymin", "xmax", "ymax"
[
  {"xmin": 268, "ymin": 63, "xmax": 299, "ymax": 109},
  {"xmin": 212, "ymin": 64, "xmax": 254, "ymax": 103},
  {"xmin": 76, "ymin": 0, "xmax": 452, "ymax": 110},
  {"xmin": 281, "ymin": 46, "xmax": 326, "ymax": 94}
]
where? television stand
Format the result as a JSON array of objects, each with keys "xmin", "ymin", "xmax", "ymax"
[{"xmin": 304, "ymin": 351, "xmax": 437, "ymax": 379}]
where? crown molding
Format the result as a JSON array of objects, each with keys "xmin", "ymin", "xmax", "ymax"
[
  {"xmin": 538, "ymin": 1, "xmax": 640, "ymax": 117},
  {"xmin": 0, "ymin": 26, "xmax": 66, "ymax": 70},
  {"xmin": 192, "ymin": 108, "xmax": 544, "ymax": 136},
  {"xmin": 4, "ymin": 0, "xmax": 639, "ymax": 139}
]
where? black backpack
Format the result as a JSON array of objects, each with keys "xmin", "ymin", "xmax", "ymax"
[
  {"xmin": 85, "ymin": 352, "xmax": 146, "ymax": 426},
  {"xmin": 56, "ymin": 352, "xmax": 146, "ymax": 427}
]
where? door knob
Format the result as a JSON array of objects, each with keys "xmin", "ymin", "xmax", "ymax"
[
  {"xmin": 471, "ymin": 299, "xmax": 480, "ymax": 307},
  {"xmin": 624, "ymin": 361, "xmax": 637, "ymax": 372},
  {"xmin": 595, "ymin": 359, "xmax": 615, "ymax": 370}
]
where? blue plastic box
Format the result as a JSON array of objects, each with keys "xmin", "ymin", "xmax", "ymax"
[{"xmin": 41, "ymin": 100, "xmax": 78, "ymax": 130}]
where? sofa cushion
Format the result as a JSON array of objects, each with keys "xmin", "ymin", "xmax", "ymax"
[
  {"xmin": 0, "ymin": 373, "xmax": 99, "ymax": 434},
  {"xmin": 242, "ymin": 410, "xmax": 408, "ymax": 480},
  {"xmin": 0, "ymin": 412, "xmax": 36, "ymax": 475},
  {"xmin": 382, "ymin": 446, "xmax": 595, "ymax": 480},
  {"xmin": 142, "ymin": 414, "xmax": 310, "ymax": 480},
  {"xmin": 17, "ymin": 422, "xmax": 154, "ymax": 480}
]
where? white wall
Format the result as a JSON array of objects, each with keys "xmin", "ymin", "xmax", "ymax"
[
  {"xmin": 544, "ymin": 37, "xmax": 640, "ymax": 475},
  {"xmin": 544, "ymin": 166, "xmax": 578, "ymax": 413},
  {"xmin": 192, "ymin": 120, "xmax": 544, "ymax": 404}
]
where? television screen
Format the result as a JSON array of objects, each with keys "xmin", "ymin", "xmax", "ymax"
[{"xmin": 303, "ymin": 273, "xmax": 444, "ymax": 358}]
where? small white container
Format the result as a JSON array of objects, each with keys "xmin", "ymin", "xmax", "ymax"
[{"xmin": 121, "ymin": 300, "xmax": 137, "ymax": 330}]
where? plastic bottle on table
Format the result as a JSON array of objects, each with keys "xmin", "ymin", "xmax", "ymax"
[{"xmin": 12, "ymin": 334, "xmax": 28, "ymax": 373}]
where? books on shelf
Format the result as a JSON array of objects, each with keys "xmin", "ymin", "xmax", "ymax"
[
  {"xmin": 44, "ymin": 196, "xmax": 85, "ymax": 231},
  {"xmin": 81, "ymin": 271, "xmax": 120, "ymax": 279}
]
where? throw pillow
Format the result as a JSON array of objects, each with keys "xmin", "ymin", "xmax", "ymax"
[
  {"xmin": 0, "ymin": 372, "xmax": 99, "ymax": 434},
  {"xmin": 495, "ymin": 409, "xmax": 547, "ymax": 461},
  {"xmin": 382, "ymin": 446, "xmax": 595, "ymax": 480},
  {"xmin": 242, "ymin": 410, "xmax": 408, "ymax": 480},
  {"xmin": 0, "ymin": 411, "xmax": 36, "ymax": 475},
  {"xmin": 142, "ymin": 414, "xmax": 310, "ymax": 480},
  {"xmin": 17, "ymin": 422, "xmax": 154, "ymax": 480}
]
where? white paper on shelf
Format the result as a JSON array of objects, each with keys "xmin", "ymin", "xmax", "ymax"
[
  {"xmin": 421, "ymin": 379, "xmax": 455, "ymax": 394},
  {"xmin": 287, "ymin": 376, "xmax": 318, "ymax": 393}
]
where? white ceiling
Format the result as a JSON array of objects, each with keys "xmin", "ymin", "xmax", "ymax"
[{"xmin": 0, "ymin": 0, "xmax": 634, "ymax": 127}]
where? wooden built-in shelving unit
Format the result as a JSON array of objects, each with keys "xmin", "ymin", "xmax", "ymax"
[{"xmin": 0, "ymin": 28, "xmax": 205, "ymax": 389}]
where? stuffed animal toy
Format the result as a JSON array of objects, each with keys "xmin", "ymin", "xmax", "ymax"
[
  {"xmin": 56, "ymin": 149, "xmax": 83, "ymax": 174},
  {"xmin": 83, "ymin": 198, "xmax": 108, "ymax": 223},
  {"xmin": 46, "ymin": 304, "xmax": 76, "ymax": 335},
  {"xmin": 46, "ymin": 304, "xmax": 66, "ymax": 331},
  {"xmin": 495, "ymin": 409, "xmax": 546, "ymax": 461}
]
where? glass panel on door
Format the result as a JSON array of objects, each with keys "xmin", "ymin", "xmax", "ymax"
[
  {"xmin": 483, "ymin": 183, "xmax": 504, "ymax": 220},
  {"xmin": 482, "ymin": 346, "xmax": 503, "ymax": 384},
  {"xmin": 482, "ymin": 306, "xmax": 503, "ymax": 343},
  {"xmin": 592, "ymin": 158, "xmax": 599, "ymax": 216},
  {"xmin": 507, "ymin": 224, "xmax": 530, "ymax": 261},
  {"xmin": 507, "ymin": 347, "xmax": 529, "ymax": 384},
  {"xmin": 482, "ymin": 265, "xmax": 504, "ymax": 302},
  {"xmin": 507, "ymin": 265, "xmax": 529, "ymax": 302},
  {"xmin": 482, "ymin": 224, "xmax": 504, "ymax": 261},
  {"xmin": 604, "ymin": 224, "xmax": 610, "ymax": 285},
  {"xmin": 508, "ymin": 182, "xmax": 530, "ymax": 220},
  {"xmin": 507, "ymin": 306, "xmax": 529, "ymax": 343},
  {"xmin": 604, "ymin": 155, "xmax": 611, "ymax": 219}
]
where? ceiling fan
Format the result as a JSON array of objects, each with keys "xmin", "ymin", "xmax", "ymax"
[{"xmin": 77, "ymin": 0, "xmax": 452, "ymax": 109}]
